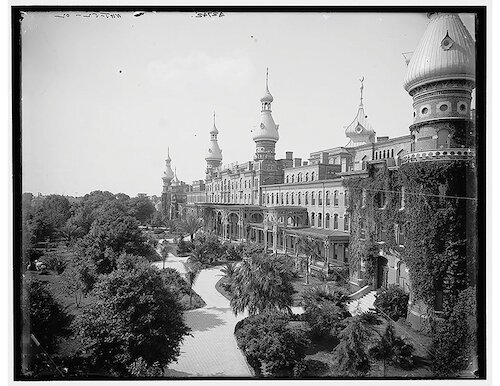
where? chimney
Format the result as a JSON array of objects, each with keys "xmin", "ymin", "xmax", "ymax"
[
  {"xmin": 303, "ymin": 161, "xmax": 308, "ymax": 166},
  {"xmin": 285, "ymin": 151, "xmax": 293, "ymax": 160},
  {"xmin": 294, "ymin": 158, "xmax": 302, "ymax": 167}
]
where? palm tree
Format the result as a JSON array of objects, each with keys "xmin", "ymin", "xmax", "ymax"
[
  {"xmin": 159, "ymin": 241, "xmax": 172, "ymax": 270},
  {"xmin": 181, "ymin": 215, "xmax": 203, "ymax": 242},
  {"xmin": 230, "ymin": 252, "xmax": 295, "ymax": 316},
  {"xmin": 221, "ymin": 262, "xmax": 237, "ymax": 281},
  {"xmin": 297, "ymin": 236, "xmax": 320, "ymax": 285},
  {"xmin": 185, "ymin": 262, "xmax": 201, "ymax": 307}
]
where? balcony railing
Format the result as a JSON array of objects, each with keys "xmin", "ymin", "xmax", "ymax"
[{"xmin": 401, "ymin": 148, "xmax": 475, "ymax": 164}]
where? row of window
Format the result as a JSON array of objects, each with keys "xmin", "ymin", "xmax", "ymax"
[
  {"xmin": 360, "ymin": 188, "xmax": 405, "ymax": 209},
  {"xmin": 207, "ymin": 177, "xmax": 259, "ymax": 192},
  {"xmin": 309, "ymin": 212, "xmax": 350, "ymax": 231},
  {"xmin": 264, "ymin": 190, "xmax": 348, "ymax": 206},
  {"xmin": 374, "ymin": 148, "xmax": 395, "ymax": 160},
  {"xmin": 358, "ymin": 220, "xmax": 406, "ymax": 245},
  {"xmin": 208, "ymin": 191, "xmax": 258, "ymax": 204},
  {"xmin": 285, "ymin": 171, "xmax": 315, "ymax": 184}
]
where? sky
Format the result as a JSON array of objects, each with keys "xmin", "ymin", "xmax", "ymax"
[{"xmin": 20, "ymin": 10, "xmax": 476, "ymax": 197}]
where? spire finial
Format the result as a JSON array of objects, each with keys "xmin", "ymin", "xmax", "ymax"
[
  {"xmin": 359, "ymin": 76, "xmax": 365, "ymax": 106},
  {"xmin": 266, "ymin": 67, "xmax": 269, "ymax": 90},
  {"xmin": 213, "ymin": 111, "xmax": 216, "ymax": 125}
]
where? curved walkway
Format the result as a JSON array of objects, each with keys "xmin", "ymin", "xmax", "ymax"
[{"xmin": 165, "ymin": 266, "xmax": 252, "ymax": 377}]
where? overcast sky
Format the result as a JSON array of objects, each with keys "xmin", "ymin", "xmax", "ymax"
[{"xmin": 20, "ymin": 11, "xmax": 475, "ymax": 197}]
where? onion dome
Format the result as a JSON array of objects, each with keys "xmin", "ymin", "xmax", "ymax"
[
  {"xmin": 162, "ymin": 148, "xmax": 175, "ymax": 182},
  {"xmin": 345, "ymin": 77, "xmax": 375, "ymax": 146},
  {"xmin": 252, "ymin": 68, "xmax": 280, "ymax": 142},
  {"xmin": 205, "ymin": 112, "xmax": 223, "ymax": 162},
  {"xmin": 403, "ymin": 13, "xmax": 475, "ymax": 92}
]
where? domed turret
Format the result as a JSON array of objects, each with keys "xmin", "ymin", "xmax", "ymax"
[
  {"xmin": 205, "ymin": 112, "xmax": 223, "ymax": 174},
  {"xmin": 162, "ymin": 148, "xmax": 175, "ymax": 192},
  {"xmin": 345, "ymin": 77, "xmax": 376, "ymax": 147},
  {"xmin": 252, "ymin": 69, "xmax": 280, "ymax": 160},
  {"xmin": 402, "ymin": 13, "xmax": 475, "ymax": 159},
  {"xmin": 403, "ymin": 13, "xmax": 475, "ymax": 93}
]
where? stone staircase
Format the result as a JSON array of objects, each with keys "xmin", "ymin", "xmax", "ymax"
[{"xmin": 347, "ymin": 291, "xmax": 377, "ymax": 316}]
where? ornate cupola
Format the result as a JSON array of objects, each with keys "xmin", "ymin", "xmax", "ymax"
[
  {"xmin": 402, "ymin": 12, "xmax": 475, "ymax": 159},
  {"xmin": 205, "ymin": 112, "xmax": 223, "ymax": 175},
  {"xmin": 345, "ymin": 77, "xmax": 376, "ymax": 147},
  {"xmin": 162, "ymin": 148, "xmax": 175, "ymax": 193},
  {"xmin": 252, "ymin": 68, "xmax": 280, "ymax": 160}
]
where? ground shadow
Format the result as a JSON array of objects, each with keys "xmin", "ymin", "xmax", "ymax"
[
  {"xmin": 185, "ymin": 308, "xmax": 225, "ymax": 332},
  {"xmin": 164, "ymin": 368, "xmax": 194, "ymax": 377}
]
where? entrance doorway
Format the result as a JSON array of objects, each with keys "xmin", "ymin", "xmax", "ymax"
[{"xmin": 376, "ymin": 256, "xmax": 388, "ymax": 289}]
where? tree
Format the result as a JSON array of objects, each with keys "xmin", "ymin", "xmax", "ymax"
[
  {"xmin": 159, "ymin": 241, "xmax": 172, "ymax": 270},
  {"xmin": 180, "ymin": 215, "xmax": 203, "ymax": 241},
  {"xmin": 230, "ymin": 252, "xmax": 295, "ymax": 316},
  {"xmin": 73, "ymin": 256, "xmax": 190, "ymax": 376},
  {"xmin": 369, "ymin": 323, "xmax": 415, "ymax": 376},
  {"xmin": 185, "ymin": 262, "xmax": 201, "ymax": 308},
  {"xmin": 127, "ymin": 196, "xmax": 155, "ymax": 224},
  {"xmin": 60, "ymin": 264, "xmax": 86, "ymax": 307},
  {"xmin": 76, "ymin": 204, "xmax": 152, "ymax": 275},
  {"xmin": 332, "ymin": 315, "xmax": 374, "ymax": 376},
  {"xmin": 297, "ymin": 236, "xmax": 321, "ymax": 285},
  {"xmin": 21, "ymin": 277, "xmax": 70, "ymax": 353}
]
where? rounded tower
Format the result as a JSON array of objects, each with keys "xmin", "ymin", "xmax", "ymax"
[
  {"xmin": 252, "ymin": 68, "xmax": 279, "ymax": 161},
  {"xmin": 205, "ymin": 112, "xmax": 223, "ymax": 175},
  {"xmin": 403, "ymin": 12, "xmax": 475, "ymax": 159},
  {"xmin": 162, "ymin": 148, "xmax": 175, "ymax": 193}
]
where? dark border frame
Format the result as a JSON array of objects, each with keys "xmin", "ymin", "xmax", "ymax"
[{"xmin": 11, "ymin": 5, "xmax": 487, "ymax": 381}]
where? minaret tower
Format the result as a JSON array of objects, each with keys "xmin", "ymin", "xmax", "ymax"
[
  {"xmin": 205, "ymin": 112, "xmax": 223, "ymax": 176},
  {"xmin": 252, "ymin": 68, "xmax": 280, "ymax": 161},
  {"xmin": 162, "ymin": 148, "xmax": 175, "ymax": 193},
  {"xmin": 161, "ymin": 148, "xmax": 175, "ymax": 218},
  {"xmin": 400, "ymin": 13, "xmax": 476, "ymax": 329},
  {"xmin": 344, "ymin": 77, "xmax": 376, "ymax": 147}
]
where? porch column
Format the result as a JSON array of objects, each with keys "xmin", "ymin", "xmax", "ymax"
[
  {"xmin": 324, "ymin": 240, "xmax": 331, "ymax": 274},
  {"xmin": 264, "ymin": 227, "xmax": 268, "ymax": 250},
  {"xmin": 272, "ymin": 226, "xmax": 277, "ymax": 254}
]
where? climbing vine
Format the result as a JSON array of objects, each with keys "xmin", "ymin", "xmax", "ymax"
[
  {"xmin": 343, "ymin": 164, "xmax": 403, "ymax": 286},
  {"xmin": 399, "ymin": 160, "xmax": 475, "ymax": 315},
  {"xmin": 344, "ymin": 159, "xmax": 476, "ymax": 316}
]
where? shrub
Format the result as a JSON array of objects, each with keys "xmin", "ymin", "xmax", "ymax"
[
  {"xmin": 303, "ymin": 302, "xmax": 350, "ymax": 338},
  {"xmin": 373, "ymin": 285, "xmax": 409, "ymax": 321},
  {"xmin": 369, "ymin": 324, "xmax": 415, "ymax": 372},
  {"xmin": 176, "ymin": 238, "xmax": 194, "ymax": 256},
  {"xmin": 293, "ymin": 359, "xmax": 329, "ymax": 377},
  {"xmin": 234, "ymin": 313, "xmax": 310, "ymax": 377}
]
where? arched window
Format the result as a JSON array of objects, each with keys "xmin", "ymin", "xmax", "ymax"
[
  {"xmin": 298, "ymin": 173, "xmax": 302, "ymax": 182},
  {"xmin": 318, "ymin": 191, "xmax": 323, "ymax": 205},
  {"xmin": 291, "ymin": 192, "xmax": 295, "ymax": 205},
  {"xmin": 266, "ymin": 193, "xmax": 270, "ymax": 204},
  {"xmin": 375, "ymin": 152, "xmax": 378, "ymax": 160},
  {"xmin": 344, "ymin": 190, "xmax": 349, "ymax": 207},
  {"xmin": 280, "ymin": 193, "xmax": 284, "ymax": 205},
  {"xmin": 311, "ymin": 213, "xmax": 315, "ymax": 226},
  {"xmin": 318, "ymin": 213, "xmax": 322, "ymax": 228},
  {"xmin": 344, "ymin": 213, "xmax": 350, "ymax": 231},
  {"xmin": 359, "ymin": 219, "xmax": 365, "ymax": 239},
  {"xmin": 305, "ymin": 191, "xmax": 309, "ymax": 205},
  {"xmin": 291, "ymin": 174, "xmax": 295, "ymax": 183},
  {"xmin": 334, "ymin": 214, "xmax": 339, "ymax": 229},
  {"xmin": 305, "ymin": 173, "xmax": 309, "ymax": 182},
  {"xmin": 311, "ymin": 171, "xmax": 315, "ymax": 181},
  {"xmin": 286, "ymin": 193, "xmax": 289, "ymax": 205},
  {"xmin": 325, "ymin": 213, "xmax": 330, "ymax": 228},
  {"xmin": 298, "ymin": 192, "xmax": 301, "ymax": 205},
  {"xmin": 391, "ymin": 149, "xmax": 394, "ymax": 158},
  {"xmin": 334, "ymin": 191, "xmax": 339, "ymax": 206},
  {"xmin": 326, "ymin": 191, "xmax": 330, "ymax": 206},
  {"xmin": 311, "ymin": 192, "xmax": 316, "ymax": 205},
  {"xmin": 286, "ymin": 175, "xmax": 289, "ymax": 184}
]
